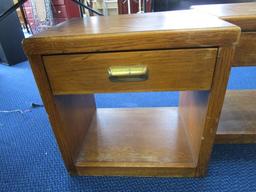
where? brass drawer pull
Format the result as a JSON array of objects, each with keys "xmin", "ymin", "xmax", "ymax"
[{"xmin": 108, "ymin": 65, "xmax": 148, "ymax": 82}]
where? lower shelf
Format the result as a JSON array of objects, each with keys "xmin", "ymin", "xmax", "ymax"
[
  {"xmin": 216, "ymin": 90, "xmax": 256, "ymax": 144},
  {"xmin": 75, "ymin": 107, "xmax": 196, "ymax": 176}
]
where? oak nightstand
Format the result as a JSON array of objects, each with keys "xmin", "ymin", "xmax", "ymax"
[
  {"xmin": 192, "ymin": 2, "xmax": 256, "ymax": 144},
  {"xmin": 23, "ymin": 11, "xmax": 240, "ymax": 177}
]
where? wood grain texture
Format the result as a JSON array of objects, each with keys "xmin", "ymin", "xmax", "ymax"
[
  {"xmin": 191, "ymin": 2, "xmax": 256, "ymax": 31},
  {"xmin": 192, "ymin": 3, "xmax": 256, "ymax": 67},
  {"xmin": 76, "ymin": 167, "xmax": 195, "ymax": 177},
  {"xmin": 27, "ymin": 55, "xmax": 76, "ymax": 173},
  {"xmin": 75, "ymin": 107, "xmax": 196, "ymax": 176},
  {"xmin": 23, "ymin": 10, "xmax": 240, "ymax": 55},
  {"xmin": 215, "ymin": 90, "xmax": 256, "ymax": 144},
  {"xmin": 179, "ymin": 91, "xmax": 209, "ymax": 164},
  {"xmin": 233, "ymin": 32, "xmax": 256, "ymax": 66},
  {"xmin": 27, "ymin": 55, "xmax": 96, "ymax": 174},
  {"xmin": 44, "ymin": 48, "xmax": 217, "ymax": 94},
  {"xmin": 54, "ymin": 95, "xmax": 96, "ymax": 163},
  {"xmin": 195, "ymin": 47, "xmax": 235, "ymax": 176},
  {"xmin": 23, "ymin": 11, "xmax": 240, "ymax": 176}
]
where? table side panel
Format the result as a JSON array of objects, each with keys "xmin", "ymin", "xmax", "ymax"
[
  {"xmin": 195, "ymin": 47, "xmax": 235, "ymax": 176},
  {"xmin": 179, "ymin": 91, "xmax": 209, "ymax": 164}
]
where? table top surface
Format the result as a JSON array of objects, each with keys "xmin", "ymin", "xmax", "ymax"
[
  {"xmin": 23, "ymin": 10, "xmax": 240, "ymax": 55},
  {"xmin": 31, "ymin": 10, "xmax": 235, "ymax": 38},
  {"xmin": 192, "ymin": 2, "xmax": 256, "ymax": 31},
  {"xmin": 192, "ymin": 2, "xmax": 256, "ymax": 18}
]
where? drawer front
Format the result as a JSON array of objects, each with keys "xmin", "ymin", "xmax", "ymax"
[
  {"xmin": 52, "ymin": 5, "xmax": 68, "ymax": 18},
  {"xmin": 233, "ymin": 32, "xmax": 256, "ymax": 66},
  {"xmin": 43, "ymin": 49, "xmax": 217, "ymax": 95}
]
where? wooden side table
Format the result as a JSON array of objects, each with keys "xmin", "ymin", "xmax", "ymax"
[
  {"xmin": 192, "ymin": 2, "xmax": 256, "ymax": 144},
  {"xmin": 23, "ymin": 11, "xmax": 240, "ymax": 177}
]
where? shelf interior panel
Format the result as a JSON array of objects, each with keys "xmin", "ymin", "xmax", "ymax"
[
  {"xmin": 216, "ymin": 90, "xmax": 256, "ymax": 143},
  {"xmin": 76, "ymin": 107, "xmax": 195, "ymax": 168}
]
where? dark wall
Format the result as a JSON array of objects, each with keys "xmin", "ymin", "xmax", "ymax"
[
  {"xmin": 152, "ymin": 0, "xmax": 256, "ymax": 11},
  {"xmin": 0, "ymin": 0, "xmax": 27, "ymax": 65}
]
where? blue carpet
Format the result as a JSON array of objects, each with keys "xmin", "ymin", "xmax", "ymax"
[{"xmin": 0, "ymin": 61, "xmax": 256, "ymax": 191}]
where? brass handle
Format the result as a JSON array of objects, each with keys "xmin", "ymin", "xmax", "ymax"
[{"xmin": 108, "ymin": 65, "xmax": 148, "ymax": 82}]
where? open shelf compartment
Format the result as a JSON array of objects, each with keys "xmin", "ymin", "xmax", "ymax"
[
  {"xmin": 52, "ymin": 91, "xmax": 210, "ymax": 176},
  {"xmin": 216, "ymin": 90, "xmax": 256, "ymax": 143},
  {"xmin": 75, "ymin": 107, "xmax": 196, "ymax": 176}
]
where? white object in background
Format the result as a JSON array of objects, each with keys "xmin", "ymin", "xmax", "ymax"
[
  {"xmin": 93, "ymin": 0, "xmax": 118, "ymax": 16},
  {"xmin": 103, "ymin": 0, "xmax": 108, "ymax": 15},
  {"xmin": 33, "ymin": 0, "xmax": 47, "ymax": 21},
  {"xmin": 127, "ymin": 0, "xmax": 131, "ymax": 14},
  {"xmin": 138, "ymin": 0, "xmax": 142, "ymax": 13}
]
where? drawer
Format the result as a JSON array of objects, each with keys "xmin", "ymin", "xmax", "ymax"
[
  {"xmin": 52, "ymin": 5, "xmax": 68, "ymax": 18},
  {"xmin": 233, "ymin": 32, "xmax": 256, "ymax": 66},
  {"xmin": 43, "ymin": 48, "xmax": 217, "ymax": 95},
  {"xmin": 52, "ymin": 0, "xmax": 65, "ymax": 5}
]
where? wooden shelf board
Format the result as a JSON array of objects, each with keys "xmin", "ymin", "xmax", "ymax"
[
  {"xmin": 216, "ymin": 90, "xmax": 256, "ymax": 144},
  {"xmin": 75, "ymin": 107, "xmax": 196, "ymax": 176}
]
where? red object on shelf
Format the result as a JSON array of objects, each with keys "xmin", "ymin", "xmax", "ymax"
[
  {"xmin": 52, "ymin": 0, "xmax": 81, "ymax": 25},
  {"xmin": 22, "ymin": 0, "xmax": 81, "ymax": 33},
  {"xmin": 118, "ymin": 0, "xmax": 151, "ymax": 14},
  {"xmin": 22, "ymin": 0, "xmax": 36, "ymax": 33}
]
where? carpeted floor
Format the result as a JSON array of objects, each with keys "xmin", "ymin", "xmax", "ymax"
[{"xmin": 0, "ymin": 61, "xmax": 256, "ymax": 191}]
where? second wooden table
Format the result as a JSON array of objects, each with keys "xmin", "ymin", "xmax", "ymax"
[{"xmin": 192, "ymin": 2, "xmax": 256, "ymax": 144}]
